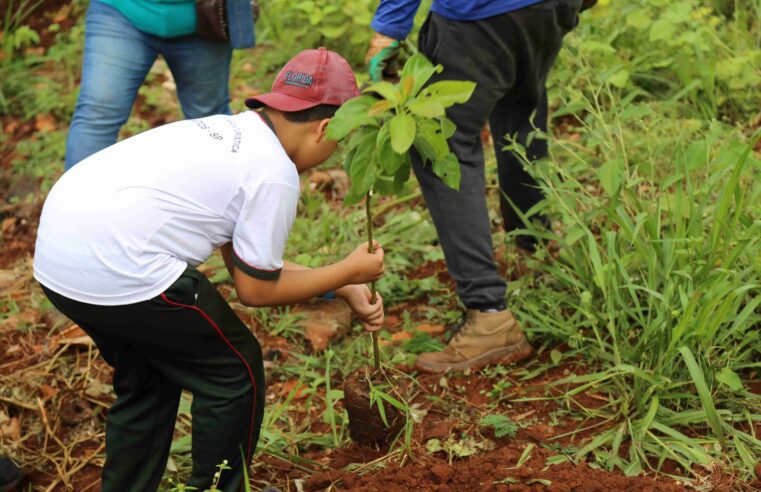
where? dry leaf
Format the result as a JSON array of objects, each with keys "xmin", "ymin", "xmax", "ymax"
[
  {"xmin": 391, "ymin": 331, "xmax": 413, "ymax": 342},
  {"xmin": 416, "ymin": 323, "xmax": 445, "ymax": 336},
  {"xmin": 53, "ymin": 324, "xmax": 94, "ymax": 346},
  {"xmin": 0, "ymin": 417, "xmax": 21, "ymax": 441},
  {"xmin": 35, "ymin": 113, "xmax": 57, "ymax": 132},
  {"xmin": 40, "ymin": 384, "xmax": 58, "ymax": 401}
]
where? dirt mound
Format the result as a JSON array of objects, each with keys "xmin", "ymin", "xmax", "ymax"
[{"xmin": 305, "ymin": 444, "xmax": 685, "ymax": 491}]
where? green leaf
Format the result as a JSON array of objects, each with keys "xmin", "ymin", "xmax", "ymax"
[
  {"xmin": 649, "ymin": 19, "xmax": 676, "ymax": 42},
  {"xmin": 400, "ymin": 52, "xmax": 441, "ymax": 96},
  {"xmin": 432, "ymin": 152, "xmax": 461, "ymax": 190},
  {"xmin": 440, "ymin": 118, "xmax": 456, "ymax": 139},
  {"xmin": 426, "ymin": 438, "xmax": 443, "ymax": 454},
  {"xmin": 550, "ymin": 350, "xmax": 562, "ymax": 365},
  {"xmin": 448, "ymin": 439, "xmax": 479, "ymax": 458},
  {"xmin": 625, "ymin": 9, "xmax": 652, "ymax": 30},
  {"xmin": 545, "ymin": 455, "xmax": 570, "ymax": 466},
  {"xmin": 607, "ymin": 68, "xmax": 629, "ymax": 88},
  {"xmin": 400, "ymin": 75, "xmax": 415, "ymax": 100},
  {"xmin": 415, "ymin": 119, "xmax": 449, "ymax": 162},
  {"xmin": 716, "ymin": 367, "xmax": 743, "ymax": 392},
  {"xmin": 326, "ymin": 95, "xmax": 376, "ymax": 141},
  {"xmin": 419, "ymin": 80, "xmax": 476, "ymax": 108},
  {"xmin": 369, "ymin": 99, "xmax": 395, "ymax": 116},
  {"xmin": 344, "ymin": 131, "xmax": 378, "ymax": 204},
  {"xmin": 376, "ymin": 123, "xmax": 405, "ymax": 174},
  {"xmin": 480, "ymin": 414, "xmax": 518, "ymax": 438},
  {"xmin": 363, "ymin": 81, "xmax": 401, "ymax": 104},
  {"xmin": 598, "ymin": 159, "xmax": 623, "ymax": 196},
  {"xmin": 373, "ymin": 176, "xmax": 396, "ymax": 195},
  {"xmin": 408, "ymin": 98, "xmax": 445, "ymax": 118},
  {"xmin": 393, "ymin": 156, "xmax": 411, "ymax": 193},
  {"xmin": 678, "ymin": 347, "xmax": 726, "ymax": 446},
  {"xmin": 389, "ymin": 114, "xmax": 416, "ymax": 153},
  {"xmin": 404, "ymin": 331, "xmax": 445, "ymax": 354}
]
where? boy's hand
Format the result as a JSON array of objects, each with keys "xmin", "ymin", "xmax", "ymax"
[
  {"xmin": 337, "ymin": 285, "xmax": 384, "ymax": 332},
  {"xmin": 343, "ymin": 241, "xmax": 384, "ymax": 284}
]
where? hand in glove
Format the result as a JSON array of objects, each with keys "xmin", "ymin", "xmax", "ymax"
[{"xmin": 365, "ymin": 32, "xmax": 401, "ymax": 82}]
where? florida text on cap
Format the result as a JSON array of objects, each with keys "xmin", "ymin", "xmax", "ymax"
[{"xmin": 245, "ymin": 47, "xmax": 360, "ymax": 112}]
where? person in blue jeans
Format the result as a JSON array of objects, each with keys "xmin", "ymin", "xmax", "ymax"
[
  {"xmin": 366, "ymin": 0, "xmax": 595, "ymax": 373},
  {"xmin": 65, "ymin": 0, "xmax": 255, "ymax": 170}
]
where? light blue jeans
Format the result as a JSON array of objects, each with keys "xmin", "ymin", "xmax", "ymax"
[{"xmin": 65, "ymin": 1, "xmax": 232, "ymax": 170}]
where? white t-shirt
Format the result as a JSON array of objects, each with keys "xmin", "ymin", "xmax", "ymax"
[{"xmin": 34, "ymin": 112, "xmax": 300, "ymax": 306}]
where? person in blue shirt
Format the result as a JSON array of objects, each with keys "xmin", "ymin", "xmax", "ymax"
[
  {"xmin": 64, "ymin": 0, "xmax": 256, "ymax": 170},
  {"xmin": 366, "ymin": 0, "xmax": 595, "ymax": 373}
]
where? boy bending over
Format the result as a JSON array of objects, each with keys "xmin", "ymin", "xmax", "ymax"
[{"xmin": 33, "ymin": 48, "xmax": 384, "ymax": 492}]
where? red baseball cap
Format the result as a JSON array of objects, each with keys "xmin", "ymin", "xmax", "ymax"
[{"xmin": 245, "ymin": 47, "xmax": 360, "ymax": 112}]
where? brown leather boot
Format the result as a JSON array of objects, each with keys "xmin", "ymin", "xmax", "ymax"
[{"xmin": 414, "ymin": 309, "xmax": 533, "ymax": 373}]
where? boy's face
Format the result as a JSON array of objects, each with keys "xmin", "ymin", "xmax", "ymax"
[{"xmin": 293, "ymin": 118, "xmax": 338, "ymax": 172}]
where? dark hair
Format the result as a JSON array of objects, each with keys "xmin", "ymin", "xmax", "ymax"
[{"xmin": 282, "ymin": 104, "xmax": 339, "ymax": 123}]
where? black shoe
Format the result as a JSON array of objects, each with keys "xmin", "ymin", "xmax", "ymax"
[
  {"xmin": 515, "ymin": 234, "xmax": 540, "ymax": 253},
  {"xmin": 0, "ymin": 458, "xmax": 22, "ymax": 492},
  {"xmin": 513, "ymin": 215, "xmax": 552, "ymax": 254}
]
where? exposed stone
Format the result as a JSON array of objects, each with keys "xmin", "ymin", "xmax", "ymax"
[
  {"xmin": 295, "ymin": 299, "xmax": 352, "ymax": 351},
  {"xmin": 431, "ymin": 462, "xmax": 454, "ymax": 482}
]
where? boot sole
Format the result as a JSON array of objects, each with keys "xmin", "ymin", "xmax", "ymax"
[{"xmin": 415, "ymin": 336, "xmax": 534, "ymax": 374}]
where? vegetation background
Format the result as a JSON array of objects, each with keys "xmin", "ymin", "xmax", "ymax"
[{"xmin": 0, "ymin": 0, "xmax": 760, "ymax": 490}]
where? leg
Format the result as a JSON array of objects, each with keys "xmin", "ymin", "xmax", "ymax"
[
  {"xmin": 41, "ymin": 271, "xmax": 264, "ymax": 491},
  {"xmin": 162, "ymin": 36, "xmax": 232, "ymax": 118},
  {"xmin": 413, "ymin": 13, "xmax": 516, "ymax": 310},
  {"xmin": 65, "ymin": 1, "xmax": 158, "ymax": 170},
  {"xmin": 102, "ymin": 346, "xmax": 182, "ymax": 491},
  {"xmin": 491, "ymin": 90, "xmax": 550, "ymax": 249},
  {"xmin": 130, "ymin": 270, "xmax": 264, "ymax": 491},
  {"xmin": 413, "ymin": 2, "xmax": 583, "ymax": 372},
  {"xmin": 41, "ymin": 286, "xmax": 182, "ymax": 492},
  {"xmin": 492, "ymin": 0, "xmax": 583, "ymax": 249}
]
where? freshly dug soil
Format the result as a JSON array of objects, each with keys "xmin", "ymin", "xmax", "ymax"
[{"xmin": 343, "ymin": 367, "xmax": 406, "ymax": 445}]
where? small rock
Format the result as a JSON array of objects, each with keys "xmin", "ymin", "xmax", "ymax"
[
  {"xmin": 296, "ymin": 299, "xmax": 351, "ymax": 351},
  {"xmin": 430, "ymin": 462, "xmax": 453, "ymax": 482},
  {"xmin": 755, "ymin": 461, "xmax": 761, "ymax": 479},
  {"xmin": 303, "ymin": 323, "xmax": 340, "ymax": 352}
]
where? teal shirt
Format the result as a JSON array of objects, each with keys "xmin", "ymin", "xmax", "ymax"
[{"xmin": 99, "ymin": 0, "xmax": 196, "ymax": 38}]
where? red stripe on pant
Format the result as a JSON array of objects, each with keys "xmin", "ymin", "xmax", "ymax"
[{"xmin": 160, "ymin": 293, "xmax": 257, "ymax": 475}]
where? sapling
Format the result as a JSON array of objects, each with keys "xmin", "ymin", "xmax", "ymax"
[{"xmin": 326, "ymin": 52, "xmax": 475, "ymax": 371}]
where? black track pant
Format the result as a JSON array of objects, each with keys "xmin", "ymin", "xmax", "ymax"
[
  {"xmin": 413, "ymin": 0, "xmax": 582, "ymax": 309},
  {"xmin": 42, "ymin": 268, "xmax": 265, "ymax": 492}
]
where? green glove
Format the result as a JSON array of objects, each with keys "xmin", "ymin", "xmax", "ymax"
[{"xmin": 366, "ymin": 33, "xmax": 402, "ymax": 82}]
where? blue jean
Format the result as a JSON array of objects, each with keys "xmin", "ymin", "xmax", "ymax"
[{"xmin": 65, "ymin": 1, "xmax": 232, "ymax": 170}]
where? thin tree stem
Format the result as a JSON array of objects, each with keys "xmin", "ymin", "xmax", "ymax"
[{"xmin": 366, "ymin": 191, "xmax": 380, "ymax": 371}]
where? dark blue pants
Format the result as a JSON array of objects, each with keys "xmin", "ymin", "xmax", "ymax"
[{"xmin": 413, "ymin": 0, "xmax": 582, "ymax": 309}]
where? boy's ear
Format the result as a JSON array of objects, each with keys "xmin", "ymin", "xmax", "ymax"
[{"xmin": 315, "ymin": 118, "xmax": 331, "ymax": 141}]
